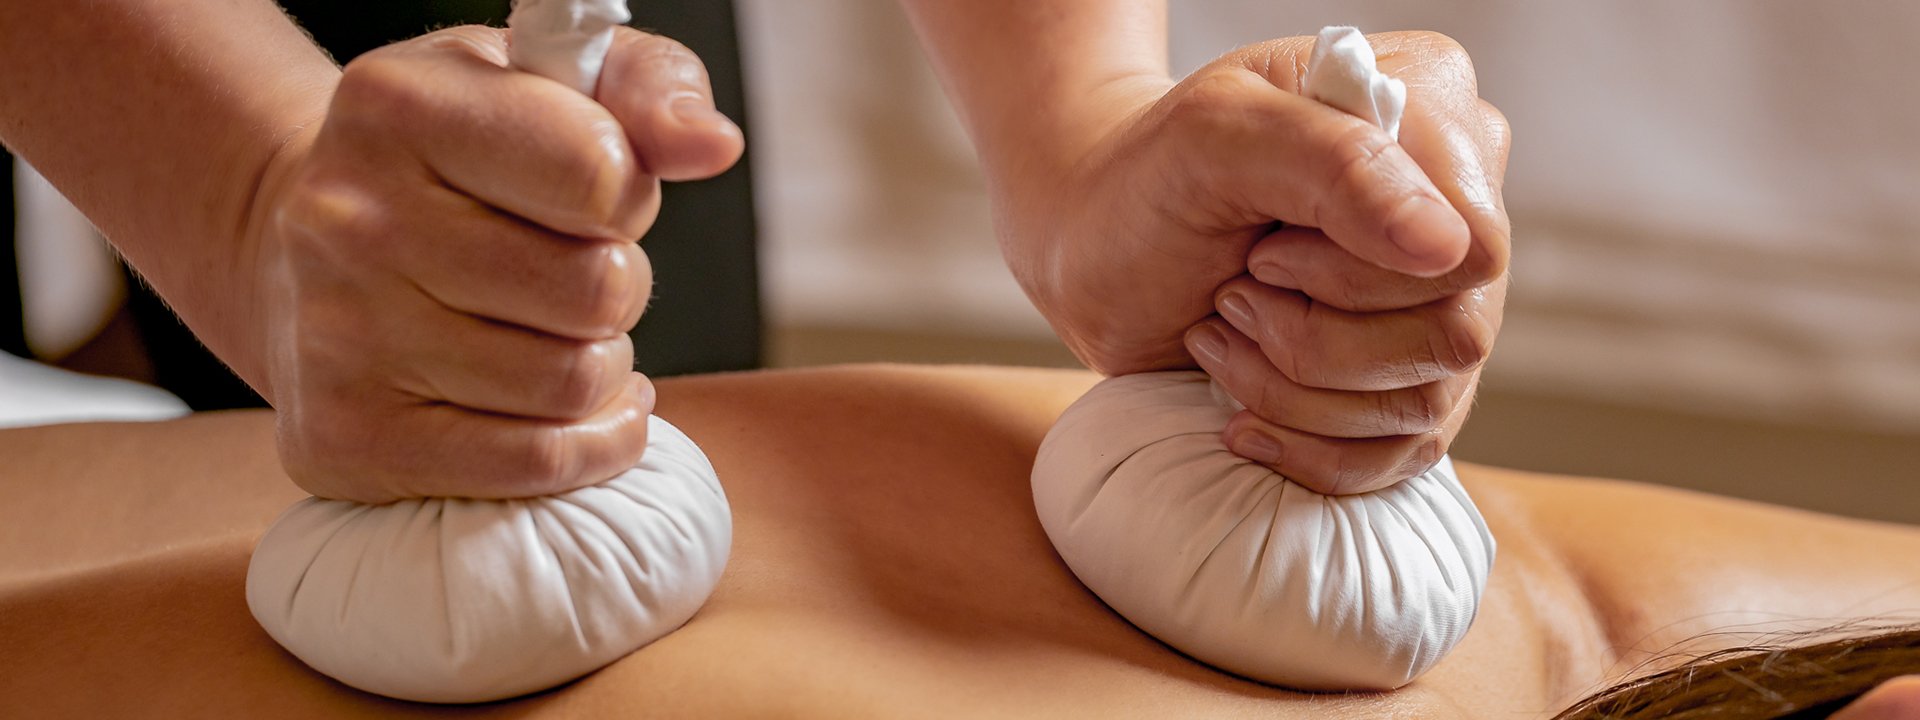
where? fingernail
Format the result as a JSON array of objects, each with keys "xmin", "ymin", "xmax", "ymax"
[
  {"xmin": 1386, "ymin": 195, "xmax": 1469, "ymax": 273},
  {"xmin": 1250, "ymin": 262, "xmax": 1300, "ymax": 289},
  {"xmin": 1235, "ymin": 430, "xmax": 1284, "ymax": 464},
  {"xmin": 1217, "ymin": 290, "xmax": 1255, "ymax": 328},
  {"xmin": 1186, "ymin": 324, "xmax": 1227, "ymax": 366}
]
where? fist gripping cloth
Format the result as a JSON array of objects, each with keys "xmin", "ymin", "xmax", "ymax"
[
  {"xmin": 246, "ymin": 1, "xmax": 733, "ymax": 703},
  {"xmin": 1029, "ymin": 28, "xmax": 1495, "ymax": 691}
]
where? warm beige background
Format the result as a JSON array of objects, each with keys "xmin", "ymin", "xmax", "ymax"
[{"xmin": 739, "ymin": 1, "xmax": 1920, "ymax": 523}]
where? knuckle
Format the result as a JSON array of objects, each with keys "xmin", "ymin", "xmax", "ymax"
[
  {"xmin": 549, "ymin": 342, "xmax": 612, "ymax": 420},
  {"xmin": 554, "ymin": 129, "xmax": 640, "ymax": 232},
  {"xmin": 1322, "ymin": 123, "xmax": 1398, "ymax": 205},
  {"xmin": 1335, "ymin": 438, "xmax": 1427, "ymax": 493},
  {"xmin": 1379, "ymin": 385, "xmax": 1443, "ymax": 435},
  {"xmin": 1453, "ymin": 233, "xmax": 1511, "ymax": 288},
  {"xmin": 1319, "ymin": 270, "xmax": 1373, "ymax": 312},
  {"xmin": 579, "ymin": 244, "xmax": 644, "ymax": 335},
  {"xmin": 1169, "ymin": 69, "xmax": 1259, "ymax": 131},
  {"xmin": 1479, "ymin": 99, "xmax": 1512, "ymax": 150},
  {"xmin": 517, "ymin": 427, "xmax": 576, "ymax": 495},
  {"xmin": 276, "ymin": 179, "xmax": 391, "ymax": 259},
  {"xmin": 1435, "ymin": 303, "xmax": 1496, "ymax": 372},
  {"xmin": 1253, "ymin": 371, "xmax": 1292, "ymax": 421},
  {"xmin": 1416, "ymin": 381, "xmax": 1458, "ymax": 428},
  {"xmin": 629, "ymin": 34, "xmax": 707, "ymax": 76},
  {"xmin": 1278, "ymin": 340, "xmax": 1320, "ymax": 388},
  {"xmin": 333, "ymin": 55, "xmax": 431, "ymax": 127},
  {"xmin": 1280, "ymin": 303, "xmax": 1333, "ymax": 387},
  {"xmin": 1416, "ymin": 31, "xmax": 1472, "ymax": 66},
  {"xmin": 1406, "ymin": 31, "xmax": 1477, "ymax": 89},
  {"xmin": 1410, "ymin": 435, "xmax": 1448, "ymax": 474},
  {"xmin": 1329, "ymin": 445, "xmax": 1386, "ymax": 495}
]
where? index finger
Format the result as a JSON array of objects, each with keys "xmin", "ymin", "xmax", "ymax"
[
  {"xmin": 1247, "ymin": 224, "xmax": 1505, "ymax": 312},
  {"xmin": 1166, "ymin": 65, "xmax": 1468, "ymax": 277},
  {"xmin": 1374, "ymin": 33, "xmax": 1514, "ymax": 287},
  {"xmin": 335, "ymin": 26, "xmax": 656, "ymax": 240}
]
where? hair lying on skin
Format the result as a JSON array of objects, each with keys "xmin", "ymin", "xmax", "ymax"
[{"xmin": 1553, "ymin": 625, "xmax": 1920, "ymax": 719}]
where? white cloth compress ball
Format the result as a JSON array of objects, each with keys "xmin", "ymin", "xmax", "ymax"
[
  {"xmin": 247, "ymin": 416, "xmax": 731, "ymax": 703},
  {"xmin": 1032, "ymin": 372, "xmax": 1495, "ymax": 690}
]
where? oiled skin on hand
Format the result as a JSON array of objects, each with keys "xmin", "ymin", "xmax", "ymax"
[{"xmin": 2, "ymin": 365, "xmax": 1918, "ymax": 718}]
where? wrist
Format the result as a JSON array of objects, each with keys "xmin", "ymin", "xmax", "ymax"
[
  {"xmin": 975, "ymin": 70, "xmax": 1173, "ymax": 197},
  {"xmin": 231, "ymin": 118, "xmax": 325, "ymax": 404}
]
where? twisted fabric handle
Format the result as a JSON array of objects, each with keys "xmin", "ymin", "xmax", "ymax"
[{"xmin": 507, "ymin": 0, "xmax": 632, "ymax": 95}]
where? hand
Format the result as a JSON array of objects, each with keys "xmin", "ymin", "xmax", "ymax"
[
  {"xmin": 992, "ymin": 31, "xmax": 1510, "ymax": 494},
  {"xmin": 252, "ymin": 26, "xmax": 743, "ymax": 503}
]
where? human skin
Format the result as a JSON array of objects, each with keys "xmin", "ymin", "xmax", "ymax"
[
  {"xmin": 5, "ymin": 0, "xmax": 1501, "ymax": 500},
  {"xmin": 899, "ymin": 2, "xmax": 1512, "ymax": 493},
  {"xmin": 2, "ymin": 366, "xmax": 1917, "ymax": 718},
  {"xmin": 0, "ymin": 2, "xmax": 741, "ymax": 503}
]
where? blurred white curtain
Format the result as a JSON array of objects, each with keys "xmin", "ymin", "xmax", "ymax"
[
  {"xmin": 739, "ymin": 1, "xmax": 1920, "ymax": 431},
  {"xmin": 736, "ymin": 0, "xmax": 1039, "ymax": 337}
]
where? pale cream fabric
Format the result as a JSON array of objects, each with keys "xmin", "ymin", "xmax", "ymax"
[
  {"xmin": 246, "ymin": 416, "xmax": 733, "ymax": 703},
  {"xmin": 1033, "ymin": 372, "xmax": 1494, "ymax": 690}
]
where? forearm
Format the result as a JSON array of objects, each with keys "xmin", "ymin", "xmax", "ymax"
[
  {"xmin": 0, "ymin": 0, "xmax": 339, "ymax": 394},
  {"xmin": 897, "ymin": 1, "xmax": 1171, "ymax": 181}
]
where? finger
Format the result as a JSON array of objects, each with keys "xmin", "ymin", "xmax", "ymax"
[
  {"xmin": 597, "ymin": 29, "xmax": 745, "ymax": 181},
  {"xmin": 1165, "ymin": 66, "xmax": 1468, "ymax": 276},
  {"xmin": 1185, "ymin": 317, "xmax": 1467, "ymax": 438},
  {"xmin": 1393, "ymin": 89, "xmax": 1512, "ymax": 291},
  {"xmin": 1221, "ymin": 406, "xmax": 1443, "ymax": 496},
  {"xmin": 1222, "ymin": 368, "xmax": 1481, "ymax": 495},
  {"xmin": 1247, "ymin": 224, "xmax": 1504, "ymax": 312},
  {"xmin": 1366, "ymin": 32, "xmax": 1514, "ymax": 290},
  {"xmin": 378, "ymin": 293, "xmax": 637, "ymax": 422},
  {"xmin": 1213, "ymin": 274, "xmax": 1499, "ymax": 392},
  {"xmin": 284, "ymin": 373, "xmax": 655, "ymax": 502},
  {"xmin": 335, "ymin": 25, "xmax": 657, "ymax": 239},
  {"xmin": 396, "ymin": 187, "xmax": 651, "ymax": 340}
]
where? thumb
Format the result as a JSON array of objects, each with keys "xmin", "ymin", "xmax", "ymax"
[{"xmin": 595, "ymin": 28, "xmax": 745, "ymax": 182}]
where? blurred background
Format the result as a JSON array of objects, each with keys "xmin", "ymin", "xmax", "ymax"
[{"xmin": 3, "ymin": 1, "xmax": 1916, "ymax": 522}]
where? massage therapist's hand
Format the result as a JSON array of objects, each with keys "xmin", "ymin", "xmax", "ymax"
[
  {"xmin": 995, "ymin": 32, "xmax": 1511, "ymax": 494},
  {"xmin": 251, "ymin": 26, "xmax": 742, "ymax": 503}
]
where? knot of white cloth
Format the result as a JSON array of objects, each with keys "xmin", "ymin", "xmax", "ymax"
[{"xmin": 507, "ymin": 0, "xmax": 632, "ymax": 95}]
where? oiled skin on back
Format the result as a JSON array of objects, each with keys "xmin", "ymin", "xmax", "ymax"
[{"xmin": 2, "ymin": 365, "xmax": 1917, "ymax": 718}]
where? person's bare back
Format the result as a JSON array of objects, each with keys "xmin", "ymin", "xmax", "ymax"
[{"xmin": 2, "ymin": 364, "xmax": 1917, "ymax": 718}]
